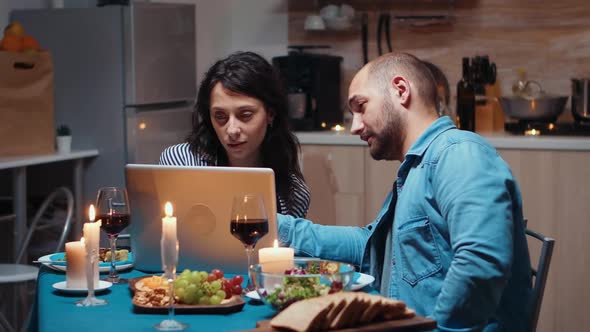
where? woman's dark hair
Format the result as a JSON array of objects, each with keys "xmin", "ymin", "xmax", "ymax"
[
  {"xmin": 188, "ymin": 51, "xmax": 303, "ymax": 201},
  {"xmin": 422, "ymin": 60, "xmax": 450, "ymax": 107}
]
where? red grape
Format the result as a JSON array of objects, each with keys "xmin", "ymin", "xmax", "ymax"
[
  {"xmin": 207, "ymin": 273, "xmax": 217, "ymax": 282},
  {"xmin": 211, "ymin": 268, "xmax": 224, "ymax": 279},
  {"xmin": 231, "ymin": 275, "xmax": 244, "ymax": 286},
  {"xmin": 232, "ymin": 284, "xmax": 242, "ymax": 295}
]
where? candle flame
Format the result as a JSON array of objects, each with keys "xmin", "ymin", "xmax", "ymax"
[
  {"xmin": 165, "ymin": 202, "xmax": 173, "ymax": 217},
  {"xmin": 273, "ymin": 239, "xmax": 279, "ymax": 248},
  {"xmin": 88, "ymin": 205, "xmax": 95, "ymax": 222}
]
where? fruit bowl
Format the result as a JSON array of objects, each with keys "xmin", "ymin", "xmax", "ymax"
[{"xmin": 250, "ymin": 258, "xmax": 355, "ymax": 311}]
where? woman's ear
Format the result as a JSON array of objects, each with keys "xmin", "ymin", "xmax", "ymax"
[{"xmin": 392, "ymin": 75, "xmax": 411, "ymax": 107}]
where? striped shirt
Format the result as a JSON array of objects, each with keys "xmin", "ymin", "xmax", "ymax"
[{"xmin": 159, "ymin": 143, "xmax": 310, "ymax": 218}]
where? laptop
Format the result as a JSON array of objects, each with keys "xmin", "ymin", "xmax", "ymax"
[{"xmin": 125, "ymin": 164, "xmax": 278, "ymax": 274}]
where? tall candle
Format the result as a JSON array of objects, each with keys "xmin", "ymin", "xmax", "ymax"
[
  {"xmin": 258, "ymin": 239, "xmax": 294, "ymax": 273},
  {"xmin": 66, "ymin": 239, "xmax": 86, "ymax": 288},
  {"xmin": 161, "ymin": 202, "xmax": 178, "ymax": 274},
  {"xmin": 83, "ymin": 205, "xmax": 101, "ymax": 287}
]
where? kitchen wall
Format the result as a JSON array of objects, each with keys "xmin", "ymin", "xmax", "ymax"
[{"xmin": 288, "ymin": 0, "xmax": 590, "ymax": 125}]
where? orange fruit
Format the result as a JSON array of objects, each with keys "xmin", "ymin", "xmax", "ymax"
[
  {"xmin": 4, "ymin": 22, "xmax": 25, "ymax": 38},
  {"xmin": 22, "ymin": 35, "xmax": 40, "ymax": 51},
  {"xmin": 0, "ymin": 35, "xmax": 23, "ymax": 52}
]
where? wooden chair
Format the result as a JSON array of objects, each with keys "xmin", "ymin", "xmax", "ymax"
[{"xmin": 525, "ymin": 225, "xmax": 555, "ymax": 332}]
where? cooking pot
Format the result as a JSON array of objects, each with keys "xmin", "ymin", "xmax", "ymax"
[
  {"xmin": 498, "ymin": 80, "xmax": 568, "ymax": 121},
  {"xmin": 571, "ymin": 78, "xmax": 590, "ymax": 122},
  {"xmin": 498, "ymin": 95, "xmax": 568, "ymax": 121}
]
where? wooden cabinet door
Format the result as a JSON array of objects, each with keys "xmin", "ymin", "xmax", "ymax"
[{"xmin": 300, "ymin": 145, "xmax": 365, "ymax": 226}]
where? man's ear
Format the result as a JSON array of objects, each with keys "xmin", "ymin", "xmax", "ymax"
[{"xmin": 392, "ymin": 75, "xmax": 411, "ymax": 107}]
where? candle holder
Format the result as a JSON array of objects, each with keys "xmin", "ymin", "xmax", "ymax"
[
  {"xmin": 76, "ymin": 248, "xmax": 107, "ymax": 306},
  {"xmin": 154, "ymin": 239, "xmax": 187, "ymax": 331}
]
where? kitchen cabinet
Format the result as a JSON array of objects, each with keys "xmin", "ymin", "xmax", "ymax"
[
  {"xmin": 498, "ymin": 149, "xmax": 590, "ymax": 332},
  {"xmin": 301, "ymin": 138, "xmax": 590, "ymax": 332},
  {"xmin": 301, "ymin": 145, "xmax": 365, "ymax": 226},
  {"xmin": 301, "ymin": 144, "xmax": 400, "ymax": 226}
]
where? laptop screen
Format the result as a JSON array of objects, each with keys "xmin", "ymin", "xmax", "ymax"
[{"xmin": 125, "ymin": 164, "xmax": 278, "ymax": 273}]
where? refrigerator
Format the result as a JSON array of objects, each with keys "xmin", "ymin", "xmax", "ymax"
[{"xmin": 12, "ymin": 1, "xmax": 196, "ymax": 206}]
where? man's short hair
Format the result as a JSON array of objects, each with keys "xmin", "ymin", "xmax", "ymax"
[{"xmin": 368, "ymin": 52, "xmax": 438, "ymax": 109}]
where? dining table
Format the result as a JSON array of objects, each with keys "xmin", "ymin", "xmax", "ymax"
[
  {"xmin": 33, "ymin": 264, "xmax": 437, "ymax": 332},
  {"xmin": 33, "ymin": 265, "xmax": 278, "ymax": 332}
]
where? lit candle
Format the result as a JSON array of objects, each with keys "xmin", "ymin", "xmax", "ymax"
[
  {"xmin": 83, "ymin": 205, "xmax": 101, "ymax": 287},
  {"xmin": 258, "ymin": 239, "xmax": 294, "ymax": 273},
  {"xmin": 66, "ymin": 238, "xmax": 86, "ymax": 288},
  {"xmin": 161, "ymin": 202, "xmax": 178, "ymax": 274}
]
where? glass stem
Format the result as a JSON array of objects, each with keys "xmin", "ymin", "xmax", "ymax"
[
  {"xmin": 109, "ymin": 235, "xmax": 117, "ymax": 279},
  {"xmin": 245, "ymin": 245, "xmax": 254, "ymax": 291},
  {"xmin": 168, "ymin": 276, "xmax": 175, "ymax": 320}
]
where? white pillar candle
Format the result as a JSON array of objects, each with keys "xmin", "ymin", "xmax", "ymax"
[
  {"xmin": 161, "ymin": 202, "xmax": 178, "ymax": 273},
  {"xmin": 83, "ymin": 206, "xmax": 101, "ymax": 287},
  {"xmin": 258, "ymin": 239, "xmax": 294, "ymax": 273},
  {"xmin": 66, "ymin": 239, "xmax": 86, "ymax": 288}
]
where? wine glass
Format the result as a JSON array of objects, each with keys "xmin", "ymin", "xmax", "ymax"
[
  {"xmin": 76, "ymin": 242, "xmax": 107, "ymax": 306},
  {"xmin": 96, "ymin": 187, "xmax": 130, "ymax": 284},
  {"xmin": 154, "ymin": 237, "xmax": 187, "ymax": 331},
  {"xmin": 230, "ymin": 193, "xmax": 269, "ymax": 292}
]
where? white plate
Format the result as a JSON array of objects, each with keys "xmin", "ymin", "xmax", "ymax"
[
  {"xmin": 244, "ymin": 272, "xmax": 376, "ymax": 300},
  {"xmin": 52, "ymin": 280, "xmax": 112, "ymax": 294},
  {"xmin": 37, "ymin": 253, "xmax": 134, "ymax": 273},
  {"xmin": 351, "ymin": 272, "xmax": 375, "ymax": 291}
]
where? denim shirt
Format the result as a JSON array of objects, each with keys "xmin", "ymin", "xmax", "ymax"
[{"xmin": 278, "ymin": 116, "xmax": 532, "ymax": 331}]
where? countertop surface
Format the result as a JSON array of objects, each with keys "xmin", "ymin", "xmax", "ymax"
[{"xmin": 296, "ymin": 131, "xmax": 590, "ymax": 151}]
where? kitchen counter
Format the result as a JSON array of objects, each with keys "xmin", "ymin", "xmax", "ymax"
[{"xmin": 296, "ymin": 131, "xmax": 590, "ymax": 151}]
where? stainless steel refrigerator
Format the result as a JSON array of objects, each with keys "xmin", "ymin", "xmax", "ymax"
[{"xmin": 12, "ymin": 1, "xmax": 196, "ymax": 205}]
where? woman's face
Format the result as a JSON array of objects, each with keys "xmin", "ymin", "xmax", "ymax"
[{"xmin": 209, "ymin": 82, "xmax": 273, "ymax": 167}]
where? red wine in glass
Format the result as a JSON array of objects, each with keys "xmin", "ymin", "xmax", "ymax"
[
  {"xmin": 97, "ymin": 213, "xmax": 130, "ymax": 236},
  {"xmin": 230, "ymin": 219, "xmax": 269, "ymax": 247}
]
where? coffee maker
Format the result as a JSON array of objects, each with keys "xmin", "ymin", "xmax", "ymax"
[{"xmin": 272, "ymin": 47, "xmax": 343, "ymax": 131}]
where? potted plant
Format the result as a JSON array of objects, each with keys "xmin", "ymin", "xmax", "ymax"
[{"xmin": 56, "ymin": 124, "xmax": 72, "ymax": 154}]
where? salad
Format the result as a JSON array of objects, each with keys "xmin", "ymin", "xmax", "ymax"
[{"xmin": 262, "ymin": 265, "xmax": 344, "ymax": 310}]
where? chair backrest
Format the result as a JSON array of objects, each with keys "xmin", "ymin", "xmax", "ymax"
[
  {"xmin": 17, "ymin": 187, "xmax": 74, "ymax": 263},
  {"xmin": 525, "ymin": 227, "xmax": 555, "ymax": 332}
]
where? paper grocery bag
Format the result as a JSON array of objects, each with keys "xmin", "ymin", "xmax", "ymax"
[{"xmin": 0, "ymin": 51, "xmax": 55, "ymax": 156}]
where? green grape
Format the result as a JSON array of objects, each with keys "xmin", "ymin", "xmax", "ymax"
[
  {"xmin": 215, "ymin": 290, "xmax": 226, "ymax": 300},
  {"xmin": 175, "ymin": 278, "xmax": 189, "ymax": 289},
  {"xmin": 198, "ymin": 296, "xmax": 210, "ymax": 305},
  {"xmin": 210, "ymin": 280, "xmax": 222, "ymax": 292},
  {"xmin": 209, "ymin": 295, "xmax": 222, "ymax": 305},
  {"xmin": 183, "ymin": 291, "xmax": 196, "ymax": 305},
  {"xmin": 198, "ymin": 271, "xmax": 209, "ymax": 281},
  {"xmin": 183, "ymin": 284, "xmax": 198, "ymax": 304},
  {"xmin": 189, "ymin": 271, "xmax": 201, "ymax": 284},
  {"xmin": 181, "ymin": 269, "xmax": 191, "ymax": 277},
  {"xmin": 175, "ymin": 287, "xmax": 186, "ymax": 301},
  {"xmin": 194, "ymin": 289, "xmax": 204, "ymax": 300}
]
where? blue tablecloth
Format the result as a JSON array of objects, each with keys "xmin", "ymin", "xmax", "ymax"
[{"xmin": 33, "ymin": 266, "xmax": 278, "ymax": 332}]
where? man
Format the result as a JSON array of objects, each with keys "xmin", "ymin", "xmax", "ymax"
[{"xmin": 277, "ymin": 52, "xmax": 532, "ymax": 331}]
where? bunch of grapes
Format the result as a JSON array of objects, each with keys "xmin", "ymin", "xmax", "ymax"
[{"xmin": 174, "ymin": 268, "xmax": 243, "ymax": 305}]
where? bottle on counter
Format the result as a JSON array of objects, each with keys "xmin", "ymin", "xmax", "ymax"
[{"xmin": 456, "ymin": 57, "xmax": 476, "ymax": 132}]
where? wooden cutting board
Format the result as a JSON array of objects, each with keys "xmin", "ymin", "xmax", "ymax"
[{"xmin": 247, "ymin": 315, "xmax": 437, "ymax": 332}]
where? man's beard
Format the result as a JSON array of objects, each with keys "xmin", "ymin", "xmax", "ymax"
[{"xmin": 369, "ymin": 99, "xmax": 405, "ymax": 161}]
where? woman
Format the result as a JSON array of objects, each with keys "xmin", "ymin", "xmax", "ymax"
[{"xmin": 160, "ymin": 51, "xmax": 310, "ymax": 218}]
